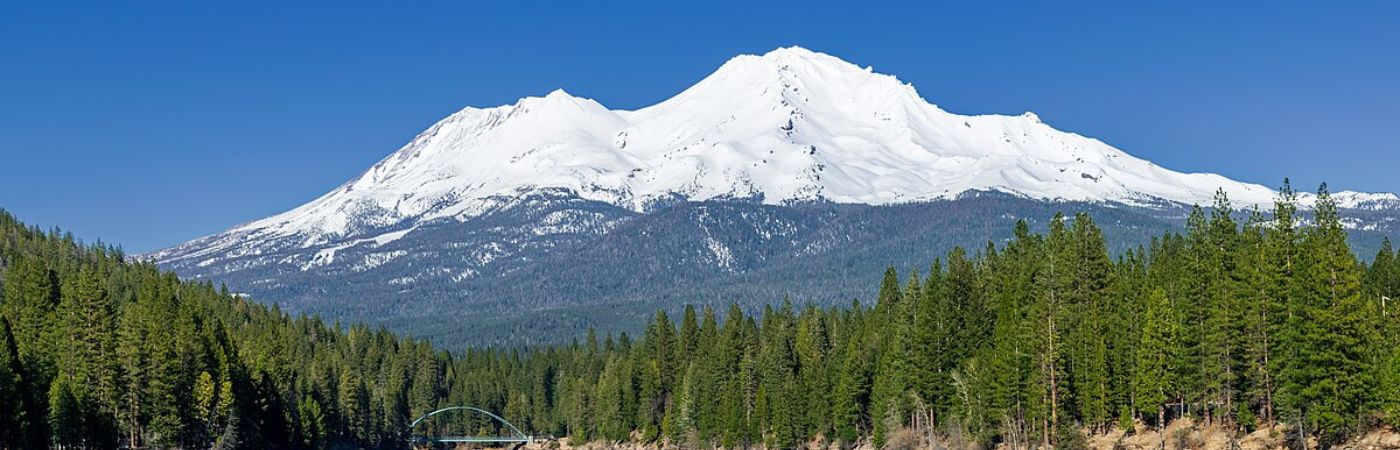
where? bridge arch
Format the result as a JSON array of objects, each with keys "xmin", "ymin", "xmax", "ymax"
[{"xmin": 409, "ymin": 406, "xmax": 532, "ymax": 444}]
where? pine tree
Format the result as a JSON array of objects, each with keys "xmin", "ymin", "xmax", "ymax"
[
  {"xmin": 1068, "ymin": 213, "xmax": 1114, "ymax": 431},
  {"xmin": 1384, "ymin": 311, "xmax": 1400, "ymax": 427},
  {"xmin": 1108, "ymin": 247, "xmax": 1147, "ymax": 427},
  {"xmin": 668, "ymin": 362, "xmax": 698, "ymax": 444},
  {"xmin": 339, "ymin": 368, "xmax": 368, "ymax": 446},
  {"xmin": 757, "ymin": 301, "xmax": 799, "ymax": 448},
  {"xmin": 116, "ymin": 296, "xmax": 148, "ymax": 447},
  {"xmin": 137, "ymin": 276, "xmax": 192, "ymax": 448},
  {"xmin": 298, "ymin": 396, "xmax": 328, "ymax": 450},
  {"xmin": 194, "ymin": 370, "xmax": 218, "ymax": 443},
  {"xmin": 638, "ymin": 310, "xmax": 675, "ymax": 440},
  {"xmin": 871, "ymin": 269, "xmax": 913, "ymax": 446},
  {"xmin": 599, "ymin": 352, "xmax": 635, "ymax": 441},
  {"xmin": 911, "ymin": 259, "xmax": 945, "ymax": 418},
  {"xmin": 1365, "ymin": 239, "xmax": 1396, "ymax": 304},
  {"xmin": 1180, "ymin": 206, "xmax": 1210, "ymax": 418},
  {"xmin": 679, "ymin": 305, "xmax": 700, "ymax": 367},
  {"xmin": 1281, "ymin": 185, "xmax": 1377, "ymax": 443},
  {"xmin": 694, "ymin": 307, "xmax": 723, "ymax": 440},
  {"xmin": 1135, "ymin": 288, "xmax": 1180, "ymax": 431},
  {"xmin": 1262, "ymin": 179, "xmax": 1302, "ymax": 429},
  {"xmin": 0, "ymin": 317, "xmax": 35, "ymax": 449},
  {"xmin": 833, "ymin": 308, "xmax": 873, "ymax": 445},
  {"xmin": 59, "ymin": 263, "xmax": 120, "ymax": 444},
  {"xmin": 1376, "ymin": 241, "xmax": 1400, "ymax": 427},
  {"xmin": 410, "ymin": 346, "xmax": 443, "ymax": 417},
  {"xmin": 2, "ymin": 254, "xmax": 60, "ymax": 380},
  {"xmin": 979, "ymin": 221, "xmax": 1040, "ymax": 446},
  {"xmin": 1030, "ymin": 214, "xmax": 1072, "ymax": 447},
  {"xmin": 1198, "ymin": 190, "xmax": 1244, "ymax": 427},
  {"xmin": 795, "ymin": 307, "xmax": 831, "ymax": 437},
  {"xmin": 49, "ymin": 374, "xmax": 86, "ymax": 449}
]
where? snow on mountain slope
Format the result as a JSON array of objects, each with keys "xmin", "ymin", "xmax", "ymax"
[
  {"xmin": 1330, "ymin": 192, "xmax": 1400, "ymax": 210},
  {"xmin": 152, "ymin": 46, "xmax": 1389, "ymax": 262}
]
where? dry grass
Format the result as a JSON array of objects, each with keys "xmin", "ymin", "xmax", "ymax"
[
  {"xmin": 1349, "ymin": 426, "xmax": 1400, "ymax": 450},
  {"xmin": 527, "ymin": 422, "xmax": 1398, "ymax": 450},
  {"xmin": 882, "ymin": 428, "xmax": 925, "ymax": 450}
]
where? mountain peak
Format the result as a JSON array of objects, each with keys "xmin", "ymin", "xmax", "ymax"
[
  {"xmin": 707, "ymin": 46, "xmax": 906, "ymax": 92},
  {"xmin": 760, "ymin": 45, "xmax": 823, "ymax": 58},
  {"xmin": 180, "ymin": 48, "xmax": 1392, "ymax": 246},
  {"xmin": 640, "ymin": 46, "xmax": 923, "ymax": 126},
  {"xmin": 511, "ymin": 88, "xmax": 599, "ymax": 110},
  {"xmin": 755, "ymin": 45, "xmax": 848, "ymax": 66},
  {"xmin": 147, "ymin": 48, "xmax": 1400, "ymax": 348}
]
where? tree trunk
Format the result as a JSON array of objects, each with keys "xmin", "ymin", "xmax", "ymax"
[{"xmin": 1158, "ymin": 407, "xmax": 1167, "ymax": 450}]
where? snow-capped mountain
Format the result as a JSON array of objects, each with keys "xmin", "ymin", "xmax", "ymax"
[{"xmin": 150, "ymin": 47, "xmax": 1398, "ymax": 346}]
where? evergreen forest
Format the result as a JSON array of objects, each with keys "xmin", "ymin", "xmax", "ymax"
[{"xmin": 3, "ymin": 181, "xmax": 1400, "ymax": 449}]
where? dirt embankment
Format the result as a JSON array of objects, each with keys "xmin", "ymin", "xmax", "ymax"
[
  {"xmin": 512, "ymin": 421, "xmax": 1400, "ymax": 450},
  {"xmin": 1084, "ymin": 418, "xmax": 1400, "ymax": 450}
]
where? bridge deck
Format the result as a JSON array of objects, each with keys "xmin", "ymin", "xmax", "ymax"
[{"xmin": 420, "ymin": 436, "xmax": 534, "ymax": 443}]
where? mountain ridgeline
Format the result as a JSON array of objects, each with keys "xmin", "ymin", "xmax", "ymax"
[
  {"xmin": 6, "ymin": 183, "xmax": 1400, "ymax": 449},
  {"xmin": 147, "ymin": 47, "xmax": 1400, "ymax": 346}
]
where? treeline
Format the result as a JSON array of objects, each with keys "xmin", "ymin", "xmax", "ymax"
[
  {"xmin": 0, "ymin": 210, "xmax": 466, "ymax": 448},
  {"xmin": 3, "ymin": 180, "xmax": 1400, "ymax": 449},
  {"xmin": 478, "ymin": 182, "xmax": 1397, "ymax": 450}
]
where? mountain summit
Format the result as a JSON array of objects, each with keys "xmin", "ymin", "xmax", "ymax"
[
  {"xmin": 150, "ymin": 47, "xmax": 1398, "ymax": 345},
  {"xmin": 188, "ymin": 46, "xmax": 1376, "ymax": 246}
]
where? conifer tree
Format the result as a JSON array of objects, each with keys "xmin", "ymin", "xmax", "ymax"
[
  {"xmin": 1281, "ymin": 185, "xmax": 1377, "ymax": 443},
  {"xmin": 1135, "ymin": 288, "xmax": 1180, "ymax": 431},
  {"xmin": 0, "ymin": 317, "xmax": 35, "ymax": 449},
  {"xmin": 678, "ymin": 305, "xmax": 700, "ymax": 367},
  {"xmin": 49, "ymin": 374, "xmax": 85, "ymax": 449},
  {"xmin": 638, "ymin": 310, "xmax": 675, "ymax": 439},
  {"xmin": 979, "ymin": 221, "xmax": 1040, "ymax": 446},
  {"xmin": 668, "ymin": 362, "xmax": 698, "ymax": 443},
  {"xmin": 1198, "ymin": 190, "xmax": 1244, "ymax": 426},
  {"xmin": 298, "ymin": 396, "xmax": 328, "ymax": 450},
  {"xmin": 1030, "ymin": 214, "xmax": 1072, "ymax": 447},
  {"xmin": 338, "ymin": 368, "xmax": 368, "ymax": 446},
  {"xmin": 833, "ymin": 307, "xmax": 873, "ymax": 445},
  {"xmin": 871, "ymin": 270, "xmax": 914, "ymax": 446},
  {"xmin": 594, "ymin": 354, "xmax": 631, "ymax": 441},
  {"xmin": 1108, "ymin": 247, "xmax": 1147, "ymax": 425},
  {"xmin": 2, "ymin": 254, "xmax": 60, "ymax": 380},
  {"xmin": 1180, "ymin": 206, "xmax": 1210, "ymax": 417},
  {"xmin": 911, "ymin": 259, "xmax": 945, "ymax": 418},
  {"xmin": 1375, "ymin": 241, "xmax": 1400, "ymax": 427},
  {"xmin": 1259, "ymin": 179, "xmax": 1303, "ymax": 429},
  {"xmin": 1068, "ymin": 213, "xmax": 1114, "ymax": 431},
  {"xmin": 59, "ymin": 263, "xmax": 120, "ymax": 444},
  {"xmin": 795, "ymin": 306, "xmax": 831, "ymax": 437}
]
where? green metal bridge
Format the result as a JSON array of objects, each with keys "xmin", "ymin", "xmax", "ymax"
[{"xmin": 409, "ymin": 406, "xmax": 542, "ymax": 447}]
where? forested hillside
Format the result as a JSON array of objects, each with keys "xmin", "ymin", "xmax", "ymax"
[
  {"xmin": 3, "ymin": 180, "xmax": 1400, "ymax": 449},
  {"xmin": 153, "ymin": 192, "xmax": 1400, "ymax": 349},
  {"xmin": 0, "ymin": 209, "xmax": 465, "ymax": 448}
]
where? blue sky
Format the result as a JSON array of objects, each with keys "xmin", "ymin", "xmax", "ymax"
[{"xmin": 2, "ymin": 1, "xmax": 1396, "ymax": 253}]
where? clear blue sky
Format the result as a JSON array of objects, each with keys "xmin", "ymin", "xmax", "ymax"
[{"xmin": 2, "ymin": 1, "xmax": 1396, "ymax": 253}]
